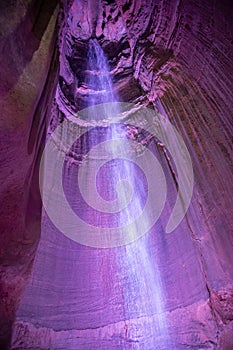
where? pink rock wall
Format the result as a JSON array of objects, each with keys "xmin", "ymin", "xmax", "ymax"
[{"xmin": 0, "ymin": 0, "xmax": 59, "ymax": 347}]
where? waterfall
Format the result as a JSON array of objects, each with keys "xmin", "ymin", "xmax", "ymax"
[
  {"xmin": 83, "ymin": 39, "xmax": 173, "ymax": 348},
  {"xmin": 86, "ymin": 39, "xmax": 117, "ymax": 106},
  {"xmin": 11, "ymin": 39, "xmax": 173, "ymax": 349}
]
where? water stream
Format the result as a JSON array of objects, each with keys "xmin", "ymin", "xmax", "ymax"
[
  {"xmin": 79, "ymin": 38, "xmax": 173, "ymax": 348},
  {"xmin": 13, "ymin": 39, "xmax": 173, "ymax": 349}
]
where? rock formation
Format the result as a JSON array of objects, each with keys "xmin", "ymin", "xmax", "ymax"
[{"xmin": 0, "ymin": 0, "xmax": 232, "ymax": 349}]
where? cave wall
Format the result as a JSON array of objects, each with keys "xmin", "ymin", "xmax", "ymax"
[
  {"xmin": 0, "ymin": 0, "xmax": 232, "ymax": 349},
  {"xmin": 0, "ymin": 0, "xmax": 59, "ymax": 347}
]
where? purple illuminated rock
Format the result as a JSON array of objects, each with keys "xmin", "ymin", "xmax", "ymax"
[{"xmin": 0, "ymin": 1, "xmax": 232, "ymax": 349}]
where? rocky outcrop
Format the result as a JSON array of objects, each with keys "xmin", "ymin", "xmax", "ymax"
[{"xmin": 0, "ymin": 0, "xmax": 232, "ymax": 349}]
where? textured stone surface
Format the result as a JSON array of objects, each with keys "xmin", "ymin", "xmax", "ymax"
[
  {"xmin": 11, "ymin": 300, "xmax": 217, "ymax": 349},
  {"xmin": 0, "ymin": 0, "xmax": 59, "ymax": 347},
  {"xmin": 0, "ymin": 0, "xmax": 232, "ymax": 349}
]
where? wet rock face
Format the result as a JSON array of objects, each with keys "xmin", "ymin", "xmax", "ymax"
[{"xmin": 1, "ymin": 0, "xmax": 233, "ymax": 349}]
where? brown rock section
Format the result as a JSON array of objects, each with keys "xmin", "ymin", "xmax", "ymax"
[{"xmin": 0, "ymin": 0, "xmax": 59, "ymax": 348}]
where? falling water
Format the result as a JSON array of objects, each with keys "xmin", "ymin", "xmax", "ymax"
[
  {"xmin": 86, "ymin": 39, "xmax": 117, "ymax": 106},
  {"xmin": 84, "ymin": 39, "xmax": 172, "ymax": 348},
  {"xmin": 11, "ymin": 39, "xmax": 173, "ymax": 349}
]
